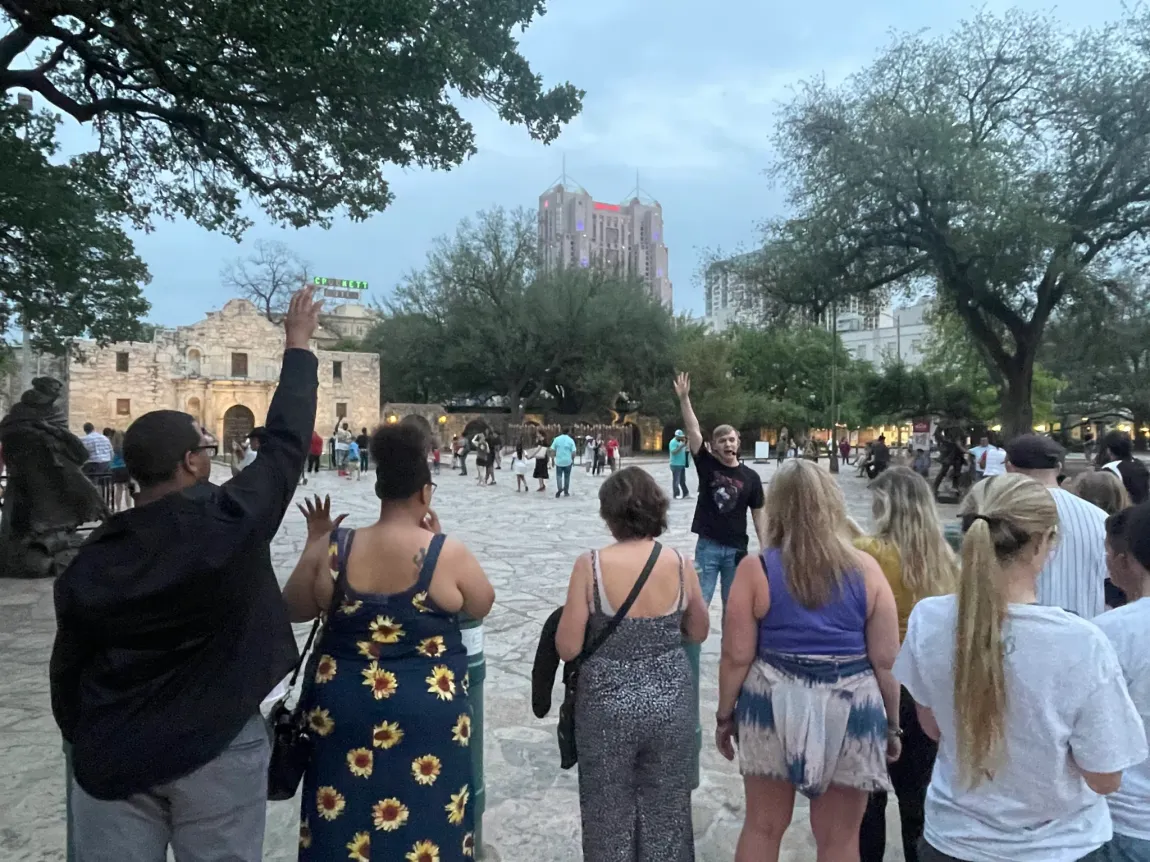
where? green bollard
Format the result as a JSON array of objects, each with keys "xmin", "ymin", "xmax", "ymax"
[
  {"xmin": 684, "ymin": 641, "xmax": 702, "ymax": 790},
  {"xmin": 459, "ymin": 615, "xmax": 487, "ymax": 857}
]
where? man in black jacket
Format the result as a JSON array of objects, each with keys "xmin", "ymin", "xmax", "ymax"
[{"xmin": 50, "ymin": 287, "xmax": 322, "ymax": 862}]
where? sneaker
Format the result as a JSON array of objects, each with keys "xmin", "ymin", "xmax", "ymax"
[
  {"xmin": 682, "ymin": 494, "xmax": 691, "ymax": 500},
  {"xmin": 563, "ymin": 491, "xmax": 570, "ymax": 497},
  {"xmin": 555, "ymin": 490, "xmax": 561, "ymax": 498}
]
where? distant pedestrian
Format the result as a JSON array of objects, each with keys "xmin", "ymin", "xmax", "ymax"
[
  {"xmin": 356, "ymin": 426, "xmax": 370, "ymax": 472},
  {"xmin": 978, "ymin": 434, "xmax": 1007, "ymax": 477},
  {"xmin": 334, "ymin": 421, "xmax": 352, "ymax": 473},
  {"xmin": 551, "ymin": 428, "xmax": 577, "ymax": 498},
  {"xmin": 669, "ymin": 429, "xmax": 690, "ymax": 500},
  {"xmin": 912, "ymin": 446, "xmax": 931, "ymax": 479},
  {"xmin": 346, "ymin": 439, "xmax": 361, "ymax": 481},
  {"xmin": 606, "ymin": 437, "xmax": 620, "ymax": 472},
  {"xmin": 866, "ymin": 434, "xmax": 891, "ymax": 479},
  {"xmin": 532, "ymin": 435, "xmax": 550, "ymax": 492},
  {"xmin": 308, "ymin": 430, "xmax": 323, "ymax": 475},
  {"xmin": 431, "ymin": 443, "xmax": 441, "ymax": 476},
  {"xmin": 839, "ymin": 437, "xmax": 851, "ymax": 464},
  {"xmin": 512, "ymin": 444, "xmax": 530, "ymax": 492},
  {"xmin": 583, "ymin": 436, "xmax": 595, "ymax": 474},
  {"xmin": 80, "ymin": 422, "xmax": 113, "ymax": 479}
]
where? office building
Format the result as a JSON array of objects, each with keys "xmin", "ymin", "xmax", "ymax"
[{"xmin": 537, "ymin": 177, "xmax": 672, "ymax": 306}]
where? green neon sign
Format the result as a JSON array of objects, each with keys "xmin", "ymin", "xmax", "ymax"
[{"xmin": 312, "ymin": 276, "xmax": 369, "ymax": 290}]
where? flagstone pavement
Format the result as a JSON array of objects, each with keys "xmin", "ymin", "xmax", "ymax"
[{"xmin": 0, "ymin": 455, "xmax": 956, "ymax": 861}]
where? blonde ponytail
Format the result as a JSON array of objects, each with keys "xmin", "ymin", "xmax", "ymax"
[{"xmin": 953, "ymin": 475, "xmax": 1058, "ymax": 788}]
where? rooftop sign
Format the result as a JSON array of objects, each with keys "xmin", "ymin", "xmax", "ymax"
[{"xmin": 312, "ymin": 277, "xmax": 368, "ymax": 290}]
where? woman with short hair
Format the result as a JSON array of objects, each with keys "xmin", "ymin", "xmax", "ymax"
[
  {"xmin": 556, "ymin": 467, "xmax": 709, "ymax": 862},
  {"xmin": 717, "ymin": 460, "xmax": 901, "ymax": 862},
  {"xmin": 894, "ymin": 474, "xmax": 1147, "ymax": 862}
]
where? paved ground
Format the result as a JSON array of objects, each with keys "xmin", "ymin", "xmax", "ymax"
[{"xmin": 0, "ymin": 455, "xmax": 956, "ymax": 861}]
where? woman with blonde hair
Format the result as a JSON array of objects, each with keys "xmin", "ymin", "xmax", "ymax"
[
  {"xmin": 1070, "ymin": 469, "xmax": 1130, "ymax": 517},
  {"xmin": 716, "ymin": 460, "xmax": 901, "ymax": 862},
  {"xmin": 894, "ymin": 474, "xmax": 1147, "ymax": 862},
  {"xmin": 858, "ymin": 467, "xmax": 958, "ymax": 862}
]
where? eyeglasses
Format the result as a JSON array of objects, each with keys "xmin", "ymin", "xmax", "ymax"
[
  {"xmin": 191, "ymin": 444, "xmax": 218, "ymax": 458},
  {"xmin": 429, "ymin": 482, "xmax": 438, "ymax": 493}
]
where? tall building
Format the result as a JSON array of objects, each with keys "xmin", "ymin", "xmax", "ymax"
[
  {"xmin": 537, "ymin": 174, "xmax": 672, "ymax": 307},
  {"xmin": 704, "ymin": 253, "xmax": 763, "ymax": 330}
]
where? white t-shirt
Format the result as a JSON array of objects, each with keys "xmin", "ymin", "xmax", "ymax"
[
  {"xmin": 969, "ymin": 446, "xmax": 988, "ymax": 470},
  {"xmin": 1094, "ymin": 598, "xmax": 1150, "ymax": 841},
  {"xmin": 238, "ymin": 447, "xmax": 258, "ymax": 470},
  {"xmin": 1037, "ymin": 489, "xmax": 1109, "ymax": 619},
  {"xmin": 981, "ymin": 445, "xmax": 1007, "ymax": 476},
  {"xmin": 894, "ymin": 595, "xmax": 1147, "ymax": 862}
]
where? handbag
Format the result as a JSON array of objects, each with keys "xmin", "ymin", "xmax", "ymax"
[
  {"xmin": 267, "ymin": 529, "xmax": 351, "ymax": 801},
  {"xmin": 556, "ymin": 541, "xmax": 661, "ymax": 769}
]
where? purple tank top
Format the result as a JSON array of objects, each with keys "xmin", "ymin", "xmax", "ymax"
[{"xmin": 757, "ymin": 547, "xmax": 867, "ymax": 656}]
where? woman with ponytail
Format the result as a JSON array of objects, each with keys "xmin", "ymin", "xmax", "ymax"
[{"xmin": 893, "ymin": 474, "xmax": 1147, "ymax": 862}]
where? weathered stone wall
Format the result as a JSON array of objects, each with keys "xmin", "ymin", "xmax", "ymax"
[{"xmin": 65, "ymin": 299, "xmax": 381, "ymax": 441}]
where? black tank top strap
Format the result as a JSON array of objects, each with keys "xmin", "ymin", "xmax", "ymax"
[
  {"xmin": 674, "ymin": 549, "xmax": 686, "ymax": 611},
  {"xmin": 415, "ymin": 533, "xmax": 447, "ymax": 592}
]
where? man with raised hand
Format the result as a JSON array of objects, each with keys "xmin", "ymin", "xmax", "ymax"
[
  {"xmin": 674, "ymin": 372, "xmax": 767, "ymax": 612},
  {"xmin": 52, "ymin": 287, "xmax": 323, "ymax": 862}
]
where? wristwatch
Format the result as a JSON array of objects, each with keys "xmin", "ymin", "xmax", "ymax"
[{"xmin": 887, "ymin": 724, "xmax": 904, "ymax": 739}]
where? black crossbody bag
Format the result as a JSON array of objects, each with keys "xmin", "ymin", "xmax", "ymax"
[
  {"xmin": 267, "ymin": 529, "xmax": 351, "ymax": 801},
  {"xmin": 556, "ymin": 541, "xmax": 661, "ymax": 769}
]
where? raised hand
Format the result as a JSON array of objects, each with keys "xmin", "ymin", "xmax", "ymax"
[
  {"xmin": 297, "ymin": 494, "xmax": 347, "ymax": 542},
  {"xmin": 284, "ymin": 285, "xmax": 324, "ymax": 350},
  {"xmin": 673, "ymin": 372, "xmax": 691, "ymax": 399}
]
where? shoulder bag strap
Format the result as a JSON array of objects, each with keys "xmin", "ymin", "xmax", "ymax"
[
  {"xmin": 578, "ymin": 541, "xmax": 662, "ymax": 663},
  {"xmin": 285, "ymin": 528, "xmax": 353, "ymax": 689}
]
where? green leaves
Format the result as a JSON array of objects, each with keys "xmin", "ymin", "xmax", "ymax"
[
  {"xmin": 1, "ymin": 0, "xmax": 582, "ymax": 237},
  {"xmin": 0, "ymin": 103, "xmax": 150, "ymax": 351},
  {"xmin": 366, "ymin": 208, "xmax": 675, "ymax": 417},
  {"xmin": 748, "ymin": 8, "xmax": 1150, "ymax": 435}
]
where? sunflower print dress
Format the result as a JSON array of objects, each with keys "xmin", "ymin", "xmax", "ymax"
[{"xmin": 299, "ymin": 530, "xmax": 475, "ymax": 862}]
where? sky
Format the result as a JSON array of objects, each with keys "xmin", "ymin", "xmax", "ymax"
[{"xmin": 50, "ymin": 0, "xmax": 1129, "ymax": 326}]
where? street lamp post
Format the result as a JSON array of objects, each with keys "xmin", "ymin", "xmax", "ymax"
[{"xmin": 16, "ymin": 92, "xmax": 33, "ymax": 392}]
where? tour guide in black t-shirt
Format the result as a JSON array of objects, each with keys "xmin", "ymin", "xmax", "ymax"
[
  {"xmin": 674, "ymin": 372, "xmax": 766, "ymax": 610},
  {"xmin": 50, "ymin": 287, "xmax": 324, "ymax": 862}
]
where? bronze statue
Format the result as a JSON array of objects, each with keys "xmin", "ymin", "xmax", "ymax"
[{"xmin": 0, "ymin": 377, "xmax": 107, "ymax": 579}]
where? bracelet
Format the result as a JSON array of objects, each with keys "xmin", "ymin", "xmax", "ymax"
[{"xmin": 887, "ymin": 725, "xmax": 904, "ymax": 739}]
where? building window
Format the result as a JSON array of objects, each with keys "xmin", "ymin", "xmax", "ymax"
[
  {"xmin": 115, "ymin": 352, "xmax": 129, "ymax": 373},
  {"xmin": 333, "ymin": 360, "xmax": 343, "ymax": 382},
  {"xmin": 116, "ymin": 399, "xmax": 131, "ymax": 415},
  {"xmin": 336, "ymin": 402, "xmax": 348, "ymax": 419},
  {"xmin": 231, "ymin": 352, "xmax": 248, "ymax": 377},
  {"xmin": 911, "ymin": 339, "xmax": 922, "ymax": 353}
]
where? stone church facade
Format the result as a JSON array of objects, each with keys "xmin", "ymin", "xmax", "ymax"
[{"xmin": 66, "ymin": 299, "xmax": 381, "ymax": 453}]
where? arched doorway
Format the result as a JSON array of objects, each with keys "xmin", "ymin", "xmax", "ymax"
[
  {"xmin": 186, "ymin": 397, "xmax": 202, "ymax": 423},
  {"xmin": 222, "ymin": 405, "xmax": 255, "ymax": 461},
  {"xmin": 625, "ymin": 422, "xmax": 643, "ymax": 455},
  {"xmin": 186, "ymin": 348, "xmax": 202, "ymax": 376}
]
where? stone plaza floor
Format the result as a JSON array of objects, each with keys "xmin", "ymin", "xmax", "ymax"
[{"xmin": 0, "ymin": 455, "xmax": 957, "ymax": 861}]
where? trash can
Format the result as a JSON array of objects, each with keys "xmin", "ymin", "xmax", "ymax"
[
  {"xmin": 459, "ymin": 615, "xmax": 487, "ymax": 856},
  {"xmin": 684, "ymin": 641, "xmax": 702, "ymax": 790}
]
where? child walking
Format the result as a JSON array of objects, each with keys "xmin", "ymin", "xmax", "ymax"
[
  {"xmin": 346, "ymin": 439, "xmax": 361, "ymax": 480},
  {"xmin": 512, "ymin": 444, "xmax": 530, "ymax": 492}
]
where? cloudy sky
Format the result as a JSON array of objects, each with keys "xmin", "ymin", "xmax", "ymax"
[{"xmin": 58, "ymin": 0, "xmax": 1126, "ymax": 326}]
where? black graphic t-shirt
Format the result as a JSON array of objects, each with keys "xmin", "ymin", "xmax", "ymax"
[{"xmin": 690, "ymin": 446, "xmax": 765, "ymax": 552}]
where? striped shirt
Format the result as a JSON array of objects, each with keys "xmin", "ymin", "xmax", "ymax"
[{"xmin": 1036, "ymin": 488, "xmax": 1108, "ymax": 619}]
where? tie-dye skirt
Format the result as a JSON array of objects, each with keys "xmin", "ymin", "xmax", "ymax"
[{"xmin": 736, "ymin": 650, "xmax": 892, "ymax": 798}]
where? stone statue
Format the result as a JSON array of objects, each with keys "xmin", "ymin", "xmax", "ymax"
[{"xmin": 0, "ymin": 377, "xmax": 107, "ymax": 579}]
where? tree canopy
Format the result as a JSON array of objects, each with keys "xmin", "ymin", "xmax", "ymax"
[
  {"xmin": 1, "ymin": 0, "xmax": 583, "ymax": 237},
  {"xmin": 0, "ymin": 102, "xmax": 149, "ymax": 350},
  {"xmin": 369, "ymin": 208, "xmax": 675, "ymax": 418},
  {"xmin": 746, "ymin": 8, "xmax": 1150, "ymax": 436}
]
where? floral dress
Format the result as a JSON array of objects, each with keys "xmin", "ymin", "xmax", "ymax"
[{"xmin": 299, "ymin": 530, "xmax": 474, "ymax": 862}]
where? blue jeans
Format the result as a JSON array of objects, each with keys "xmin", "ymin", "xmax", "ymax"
[
  {"xmin": 695, "ymin": 537, "xmax": 745, "ymax": 609},
  {"xmin": 556, "ymin": 464, "xmax": 572, "ymax": 494},
  {"xmin": 1100, "ymin": 834, "xmax": 1150, "ymax": 862},
  {"xmin": 671, "ymin": 465, "xmax": 689, "ymax": 498}
]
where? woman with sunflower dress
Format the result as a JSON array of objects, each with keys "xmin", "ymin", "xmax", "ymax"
[{"xmin": 283, "ymin": 424, "xmax": 496, "ymax": 862}]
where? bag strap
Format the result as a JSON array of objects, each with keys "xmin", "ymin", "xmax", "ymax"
[
  {"xmin": 286, "ymin": 528, "xmax": 352, "ymax": 689},
  {"xmin": 577, "ymin": 541, "xmax": 661, "ymax": 663}
]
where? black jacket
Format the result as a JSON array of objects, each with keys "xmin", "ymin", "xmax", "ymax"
[
  {"xmin": 50, "ymin": 348, "xmax": 317, "ymax": 800},
  {"xmin": 531, "ymin": 607, "xmax": 575, "ymax": 718}
]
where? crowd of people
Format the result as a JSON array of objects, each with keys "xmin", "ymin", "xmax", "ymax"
[{"xmin": 42, "ymin": 286, "xmax": 1150, "ymax": 862}]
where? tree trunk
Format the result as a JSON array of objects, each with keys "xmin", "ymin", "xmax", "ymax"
[
  {"xmin": 507, "ymin": 383, "xmax": 524, "ymax": 422},
  {"xmin": 999, "ymin": 368, "xmax": 1035, "ymax": 440}
]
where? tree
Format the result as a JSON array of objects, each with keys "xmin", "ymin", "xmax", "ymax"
[
  {"xmin": 0, "ymin": 101, "xmax": 149, "ymax": 350},
  {"xmin": 752, "ymin": 9, "xmax": 1150, "ymax": 436},
  {"xmin": 371, "ymin": 208, "xmax": 676, "ymax": 417},
  {"xmin": 1, "ymin": 0, "xmax": 582, "ymax": 238},
  {"xmin": 1043, "ymin": 274, "xmax": 1150, "ymax": 449},
  {"xmin": 220, "ymin": 240, "xmax": 308, "ymax": 321}
]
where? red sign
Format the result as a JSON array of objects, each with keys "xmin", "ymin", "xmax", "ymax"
[{"xmin": 593, "ymin": 202, "xmax": 620, "ymax": 212}]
